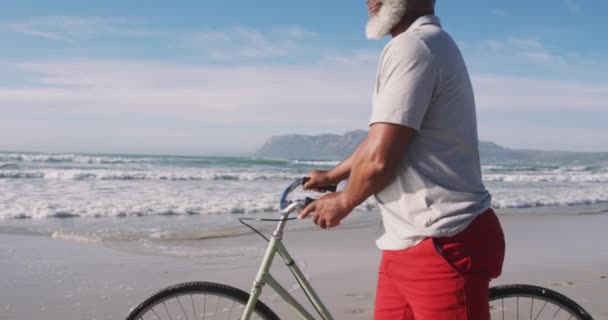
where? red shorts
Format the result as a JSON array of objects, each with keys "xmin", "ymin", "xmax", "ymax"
[{"xmin": 374, "ymin": 209, "xmax": 505, "ymax": 320}]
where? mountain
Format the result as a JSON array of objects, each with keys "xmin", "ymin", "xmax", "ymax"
[
  {"xmin": 255, "ymin": 131, "xmax": 608, "ymax": 165},
  {"xmin": 254, "ymin": 130, "xmax": 367, "ymax": 160},
  {"xmin": 479, "ymin": 141, "xmax": 608, "ymax": 165}
]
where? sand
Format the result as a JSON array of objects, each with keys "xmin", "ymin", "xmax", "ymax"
[{"xmin": 1, "ymin": 212, "xmax": 607, "ymax": 320}]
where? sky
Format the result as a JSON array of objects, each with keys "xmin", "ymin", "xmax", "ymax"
[{"xmin": 0, "ymin": 0, "xmax": 607, "ymax": 156}]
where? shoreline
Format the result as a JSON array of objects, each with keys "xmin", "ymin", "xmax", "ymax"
[{"xmin": 1, "ymin": 213, "xmax": 607, "ymax": 320}]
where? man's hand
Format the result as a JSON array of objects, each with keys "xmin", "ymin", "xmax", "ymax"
[
  {"xmin": 303, "ymin": 170, "xmax": 336, "ymax": 192},
  {"xmin": 299, "ymin": 192, "xmax": 353, "ymax": 229}
]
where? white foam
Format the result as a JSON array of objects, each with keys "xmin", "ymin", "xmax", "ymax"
[
  {"xmin": 0, "ymin": 168, "xmax": 299, "ymax": 181},
  {"xmin": 490, "ymin": 184, "xmax": 608, "ymax": 209},
  {"xmin": 51, "ymin": 231, "xmax": 101, "ymax": 242},
  {"xmin": 483, "ymin": 172, "xmax": 608, "ymax": 183},
  {"xmin": 0, "ymin": 153, "xmax": 149, "ymax": 164},
  {"xmin": 290, "ymin": 160, "xmax": 341, "ymax": 166}
]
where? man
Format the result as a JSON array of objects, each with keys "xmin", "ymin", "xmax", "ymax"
[{"xmin": 299, "ymin": 0, "xmax": 506, "ymax": 319}]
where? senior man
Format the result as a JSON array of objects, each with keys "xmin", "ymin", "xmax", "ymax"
[{"xmin": 300, "ymin": 0, "xmax": 505, "ymax": 319}]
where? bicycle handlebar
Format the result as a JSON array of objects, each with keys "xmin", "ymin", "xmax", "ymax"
[
  {"xmin": 301, "ymin": 177, "xmax": 337, "ymax": 193},
  {"xmin": 279, "ymin": 177, "xmax": 337, "ymax": 212}
]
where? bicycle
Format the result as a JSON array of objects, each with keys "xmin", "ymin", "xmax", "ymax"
[{"xmin": 125, "ymin": 178, "xmax": 595, "ymax": 320}]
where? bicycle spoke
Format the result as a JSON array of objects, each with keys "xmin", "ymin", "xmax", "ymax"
[
  {"xmin": 213, "ymin": 297, "xmax": 222, "ymax": 320},
  {"xmin": 176, "ymin": 296, "xmax": 190, "ymax": 320},
  {"xmin": 534, "ymin": 301, "xmax": 548, "ymax": 320},
  {"xmin": 162, "ymin": 301, "xmax": 174, "ymax": 320},
  {"xmin": 150, "ymin": 307, "xmax": 162, "ymax": 320},
  {"xmin": 190, "ymin": 295, "xmax": 196, "ymax": 320},
  {"xmin": 501, "ymin": 298, "xmax": 504, "ymax": 320},
  {"xmin": 530, "ymin": 297, "xmax": 534, "ymax": 319},
  {"xmin": 203, "ymin": 294, "xmax": 207, "ymax": 320},
  {"xmin": 227, "ymin": 301, "xmax": 236, "ymax": 320},
  {"xmin": 553, "ymin": 306, "xmax": 562, "ymax": 318}
]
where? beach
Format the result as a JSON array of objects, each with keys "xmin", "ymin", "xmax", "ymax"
[{"xmin": 2, "ymin": 212, "xmax": 607, "ymax": 320}]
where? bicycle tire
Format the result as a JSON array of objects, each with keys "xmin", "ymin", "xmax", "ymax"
[
  {"xmin": 489, "ymin": 284, "xmax": 594, "ymax": 320},
  {"xmin": 124, "ymin": 281, "xmax": 280, "ymax": 320}
]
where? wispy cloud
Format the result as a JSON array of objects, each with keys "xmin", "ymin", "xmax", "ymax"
[
  {"xmin": 473, "ymin": 74, "xmax": 608, "ymax": 111},
  {"xmin": 6, "ymin": 59, "xmax": 374, "ymax": 124},
  {"xmin": 326, "ymin": 49, "xmax": 379, "ymax": 65},
  {"xmin": 273, "ymin": 25, "xmax": 319, "ymax": 39},
  {"xmin": 180, "ymin": 25, "xmax": 321, "ymax": 61},
  {"xmin": 4, "ymin": 58, "xmax": 608, "ymax": 124},
  {"xmin": 463, "ymin": 37, "xmax": 568, "ymax": 69},
  {"xmin": 4, "ymin": 17, "xmax": 325, "ymax": 62},
  {"xmin": 1, "ymin": 57, "xmax": 608, "ymax": 153},
  {"xmin": 3, "ymin": 16, "xmax": 161, "ymax": 42}
]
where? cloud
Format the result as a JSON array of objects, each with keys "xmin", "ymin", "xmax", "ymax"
[
  {"xmin": 2, "ymin": 58, "xmax": 608, "ymax": 154},
  {"xmin": 180, "ymin": 26, "xmax": 321, "ymax": 61},
  {"xmin": 326, "ymin": 50, "xmax": 379, "ymax": 65},
  {"xmin": 273, "ymin": 25, "xmax": 319, "ymax": 39},
  {"xmin": 3, "ymin": 16, "xmax": 161, "ymax": 42},
  {"xmin": 472, "ymin": 75, "xmax": 608, "ymax": 111},
  {"xmin": 467, "ymin": 37, "xmax": 567, "ymax": 68},
  {"xmin": 4, "ymin": 17, "xmax": 325, "ymax": 63},
  {"xmin": 4, "ymin": 59, "xmax": 375, "ymax": 125}
]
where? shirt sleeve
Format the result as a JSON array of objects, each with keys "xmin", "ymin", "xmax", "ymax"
[{"xmin": 369, "ymin": 37, "xmax": 437, "ymax": 131}]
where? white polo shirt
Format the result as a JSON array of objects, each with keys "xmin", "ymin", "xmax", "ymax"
[{"xmin": 370, "ymin": 15, "xmax": 491, "ymax": 250}]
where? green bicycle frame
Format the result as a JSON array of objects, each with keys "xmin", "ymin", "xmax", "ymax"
[{"xmin": 240, "ymin": 203, "xmax": 334, "ymax": 320}]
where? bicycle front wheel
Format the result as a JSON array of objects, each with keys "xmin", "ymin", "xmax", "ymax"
[
  {"xmin": 489, "ymin": 284, "xmax": 594, "ymax": 320},
  {"xmin": 125, "ymin": 282, "xmax": 280, "ymax": 320}
]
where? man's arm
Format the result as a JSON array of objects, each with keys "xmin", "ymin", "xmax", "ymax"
[
  {"xmin": 300, "ymin": 123, "xmax": 415, "ymax": 228},
  {"xmin": 341, "ymin": 123, "xmax": 414, "ymax": 210},
  {"xmin": 303, "ymin": 137, "xmax": 368, "ymax": 190}
]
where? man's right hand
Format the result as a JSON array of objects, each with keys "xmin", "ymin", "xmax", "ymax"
[{"xmin": 303, "ymin": 170, "xmax": 337, "ymax": 192}]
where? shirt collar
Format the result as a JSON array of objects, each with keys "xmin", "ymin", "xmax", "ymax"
[{"xmin": 409, "ymin": 15, "xmax": 441, "ymax": 30}]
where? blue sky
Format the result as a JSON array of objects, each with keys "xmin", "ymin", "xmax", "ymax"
[{"xmin": 0, "ymin": 0, "xmax": 607, "ymax": 155}]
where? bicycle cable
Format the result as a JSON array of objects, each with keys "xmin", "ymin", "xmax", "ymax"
[
  {"xmin": 238, "ymin": 217, "xmax": 295, "ymax": 242},
  {"xmin": 237, "ymin": 217, "xmax": 329, "ymax": 320}
]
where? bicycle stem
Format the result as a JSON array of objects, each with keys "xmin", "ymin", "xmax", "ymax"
[{"xmin": 273, "ymin": 201, "xmax": 302, "ymax": 240}]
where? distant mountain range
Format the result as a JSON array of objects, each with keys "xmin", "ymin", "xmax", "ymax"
[
  {"xmin": 255, "ymin": 130, "xmax": 608, "ymax": 165},
  {"xmin": 255, "ymin": 130, "xmax": 368, "ymax": 160}
]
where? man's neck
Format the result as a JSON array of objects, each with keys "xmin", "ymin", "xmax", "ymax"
[{"xmin": 390, "ymin": 13, "xmax": 432, "ymax": 38}]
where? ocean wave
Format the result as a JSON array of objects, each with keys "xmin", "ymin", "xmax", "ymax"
[
  {"xmin": 0, "ymin": 163, "xmax": 19, "ymax": 169},
  {"xmin": 290, "ymin": 160, "xmax": 340, "ymax": 166},
  {"xmin": 483, "ymin": 172, "xmax": 608, "ymax": 183},
  {"xmin": 481, "ymin": 164, "xmax": 605, "ymax": 173},
  {"xmin": 0, "ymin": 153, "xmax": 150, "ymax": 164},
  {"xmin": 51, "ymin": 231, "xmax": 101, "ymax": 242},
  {"xmin": 493, "ymin": 199, "xmax": 608, "ymax": 209},
  {"xmin": 0, "ymin": 200, "xmax": 280, "ymax": 220},
  {"xmin": 0, "ymin": 169, "xmax": 300, "ymax": 181}
]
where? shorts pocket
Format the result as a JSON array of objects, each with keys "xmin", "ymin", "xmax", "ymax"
[{"xmin": 431, "ymin": 238, "xmax": 472, "ymax": 275}]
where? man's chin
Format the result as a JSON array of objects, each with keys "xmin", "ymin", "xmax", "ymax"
[
  {"xmin": 366, "ymin": 18, "xmax": 391, "ymax": 39},
  {"xmin": 365, "ymin": 0, "xmax": 407, "ymax": 40}
]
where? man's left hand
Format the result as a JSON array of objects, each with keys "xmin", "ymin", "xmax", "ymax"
[{"xmin": 299, "ymin": 192, "xmax": 353, "ymax": 229}]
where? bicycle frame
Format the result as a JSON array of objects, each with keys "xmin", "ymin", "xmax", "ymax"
[{"xmin": 241, "ymin": 179, "xmax": 335, "ymax": 320}]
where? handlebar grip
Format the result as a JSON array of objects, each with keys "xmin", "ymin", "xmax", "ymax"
[
  {"xmin": 302, "ymin": 177, "xmax": 337, "ymax": 192},
  {"xmin": 304, "ymin": 197, "xmax": 316, "ymax": 208}
]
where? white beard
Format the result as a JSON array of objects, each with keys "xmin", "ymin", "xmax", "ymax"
[{"xmin": 365, "ymin": 0, "xmax": 407, "ymax": 39}]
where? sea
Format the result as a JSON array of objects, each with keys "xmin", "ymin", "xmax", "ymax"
[{"xmin": 1, "ymin": 151, "xmax": 607, "ymax": 256}]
